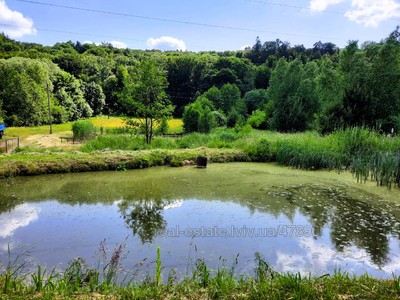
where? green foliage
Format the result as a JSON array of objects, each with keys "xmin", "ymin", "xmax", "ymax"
[
  {"xmin": 155, "ymin": 246, "xmax": 162, "ymax": 286},
  {"xmin": 72, "ymin": 120, "xmax": 96, "ymax": 140},
  {"xmin": 52, "ymin": 70, "xmax": 93, "ymax": 121},
  {"xmin": 219, "ymin": 83, "xmax": 241, "ymax": 114},
  {"xmin": 247, "ymin": 109, "xmax": 268, "ymax": 129},
  {"xmin": 0, "ymin": 57, "xmax": 49, "ymax": 126},
  {"xmin": 1, "ymin": 32, "xmax": 400, "ymax": 136},
  {"xmin": 182, "ymin": 104, "xmax": 201, "ymax": 133},
  {"xmin": 203, "ymin": 86, "xmax": 221, "ymax": 108},
  {"xmin": 82, "ymin": 81, "xmax": 106, "ymax": 115},
  {"xmin": 119, "ymin": 58, "xmax": 173, "ymax": 144},
  {"xmin": 2, "ymin": 245, "xmax": 400, "ymax": 299},
  {"xmin": 198, "ymin": 108, "xmax": 217, "ymax": 133},
  {"xmin": 243, "ymin": 88, "xmax": 268, "ymax": 114},
  {"xmin": 157, "ymin": 117, "xmax": 169, "ymax": 135},
  {"xmin": 268, "ymin": 59, "xmax": 319, "ymax": 132},
  {"xmin": 246, "ymin": 139, "xmax": 275, "ymax": 162},
  {"xmin": 183, "ymin": 96, "xmax": 217, "ymax": 133},
  {"xmin": 212, "ymin": 110, "xmax": 227, "ymax": 127},
  {"xmin": 227, "ymin": 108, "xmax": 241, "ymax": 128}
]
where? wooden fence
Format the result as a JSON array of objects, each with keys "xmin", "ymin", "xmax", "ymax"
[{"xmin": 0, "ymin": 137, "xmax": 20, "ymax": 154}]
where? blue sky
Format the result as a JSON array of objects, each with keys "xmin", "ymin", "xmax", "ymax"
[{"xmin": 1, "ymin": 0, "xmax": 399, "ymax": 51}]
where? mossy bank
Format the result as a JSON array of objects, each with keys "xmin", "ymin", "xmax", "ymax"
[{"xmin": 0, "ymin": 149, "xmax": 247, "ymax": 179}]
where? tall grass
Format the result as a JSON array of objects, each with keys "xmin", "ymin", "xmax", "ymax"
[
  {"xmin": 78, "ymin": 127, "xmax": 400, "ymax": 188},
  {"xmin": 1, "ymin": 247, "xmax": 400, "ymax": 299}
]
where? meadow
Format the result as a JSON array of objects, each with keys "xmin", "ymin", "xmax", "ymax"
[{"xmin": 2, "ymin": 117, "xmax": 400, "ymax": 188}]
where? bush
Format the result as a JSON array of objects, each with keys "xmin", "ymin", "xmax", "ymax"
[
  {"xmin": 247, "ymin": 110, "xmax": 268, "ymax": 130},
  {"xmin": 227, "ymin": 108, "xmax": 239, "ymax": 128},
  {"xmin": 72, "ymin": 120, "xmax": 96, "ymax": 140},
  {"xmin": 182, "ymin": 105, "xmax": 201, "ymax": 133},
  {"xmin": 246, "ymin": 139, "xmax": 275, "ymax": 162},
  {"xmin": 198, "ymin": 109, "xmax": 216, "ymax": 133},
  {"xmin": 212, "ymin": 111, "xmax": 227, "ymax": 127},
  {"xmin": 157, "ymin": 118, "xmax": 169, "ymax": 135}
]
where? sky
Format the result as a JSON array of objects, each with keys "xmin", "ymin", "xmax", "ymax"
[{"xmin": 0, "ymin": 0, "xmax": 399, "ymax": 52}]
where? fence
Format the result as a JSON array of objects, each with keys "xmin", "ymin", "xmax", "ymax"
[{"xmin": 0, "ymin": 137, "xmax": 20, "ymax": 154}]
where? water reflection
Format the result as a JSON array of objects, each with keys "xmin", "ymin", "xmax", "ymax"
[
  {"xmin": 268, "ymin": 184, "xmax": 400, "ymax": 267},
  {"xmin": 0, "ymin": 164, "xmax": 400, "ymax": 277},
  {"xmin": 0, "ymin": 203, "xmax": 40, "ymax": 238},
  {"xmin": 119, "ymin": 199, "xmax": 168, "ymax": 243}
]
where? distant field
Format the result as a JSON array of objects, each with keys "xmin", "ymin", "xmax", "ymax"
[{"xmin": 4, "ymin": 116, "xmax": 183, "ymax": 140}]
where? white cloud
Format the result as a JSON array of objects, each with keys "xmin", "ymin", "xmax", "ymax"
[
  {"xmin": 147, "ymin": 36, "xmax": 187, "ymax": 51},
  {"xmin": 310, "ymin": 0, "xmax": 345, "ymax": 12},
  {"xmin": 310, "ymin": 0, "xmax": 400, "ymax": 27},
  {"xmin": 109, "ymin": 41, "xmax": 128, "ymax": 49},
  {"xmin": 275, "ymin": 237, "xmax": 400, "ymax": 276},
  {"xmin": 345, "ymin": 0, "xmax": 400, "ymax": 27},
  {"xmin": 0, "ymin": 203, "xmax": 40, "ymax": 238},
  {"xmin": 0, "ymin": 0, "xmax": 36, "ymax": 38}
]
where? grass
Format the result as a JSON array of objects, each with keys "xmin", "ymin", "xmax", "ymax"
[
  {"xmin": 2, "ymin": 123, "xmax": 400, "ymax": 188},
  {"xmin": 0, "ymin": 148, "xmax": 246, "ymax": 178},
  {"xmin": 1, "ymin": 247, "xmax": 400, "ymax": 299},
  {"xmin": 3, "ymin": 116, "xmax": 184, "ymax": 141}
]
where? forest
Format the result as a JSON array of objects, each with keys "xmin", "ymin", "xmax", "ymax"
[{"xmin": 0, "ymin": 26, "xmax": 400, "ymax": 134}]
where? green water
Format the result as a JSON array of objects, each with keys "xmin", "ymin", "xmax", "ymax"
[{"xmin": 0, "ymin": 163, "xmax": 400, "ymax": 278}]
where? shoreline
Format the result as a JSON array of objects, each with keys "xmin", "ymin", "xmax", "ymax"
[{"xmin": 0, "ymin": 148, "xmax": 248, "ymax": 179}]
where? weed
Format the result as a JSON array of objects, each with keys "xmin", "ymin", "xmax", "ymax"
[
  {"xmin": 2, "ymin": 245, "xmax": 28, "ymax": 294},
  {"xmin": 155, "ymin": 246, "xmax": 162, "ymax": 286}
]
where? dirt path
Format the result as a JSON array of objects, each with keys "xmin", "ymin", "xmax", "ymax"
[{"xmin": 22, "ymin": 132, "xmax": 81, "ymax": 149}]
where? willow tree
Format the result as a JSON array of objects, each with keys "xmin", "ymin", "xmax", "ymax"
[{"xmin": 121, "ymin": 59, "xmax": 173, "ymax": 144}]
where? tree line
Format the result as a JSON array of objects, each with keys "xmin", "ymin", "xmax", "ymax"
[{"xmin": 0, "ymin": 27, "xmax": 399, "ymax": 134}]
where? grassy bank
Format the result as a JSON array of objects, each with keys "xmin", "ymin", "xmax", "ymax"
[
  {"xmin": 1, "ymin": 248, "xmax": 400, "ymax": 300},
  {"xmin": 79, "ymin": 127, "xmax": 400, "ymax": 188},
  {"xmin": 0, "ymin": 148, "xmax": 246, "ymax": 178},
  {"xmin": 2, "ymin": 126, "xmax": 400, "ymax": 188}
]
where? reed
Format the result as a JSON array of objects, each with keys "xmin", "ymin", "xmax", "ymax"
[{"xmin": 2, "ymin": 247, "xmax": 400, "ymax": 299}]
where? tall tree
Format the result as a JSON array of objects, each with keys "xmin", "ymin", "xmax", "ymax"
[
  {"xmin": 268, "ymin": 59, "xmax": 319, "ymax": 131},
  {"xmin": 120, "ymin": 59, "xmax": 173, "ymax": 144}
]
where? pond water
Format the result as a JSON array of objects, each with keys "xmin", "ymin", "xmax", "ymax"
[{"xmin": 1, "ymin": 163, "xmax": 400, "ymax": 279}]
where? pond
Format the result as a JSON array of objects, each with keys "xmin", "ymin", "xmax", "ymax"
[{"xmin": 1, "ymin": 163, "xmax": 400, "ymax": 279}]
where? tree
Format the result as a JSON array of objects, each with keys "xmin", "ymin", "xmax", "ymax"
[
  {"xmin": 0, "ymin": 57, "xmax": 49, "ymax": 126},
  {"xmin": 182, "ymin": 104, "xmax": 201, "ymax": 133},
  {"xmin": 119, "ymin": 199, "xmax": 168, "ymax": 243},
  {"xmin": 219, "ymin": 83, "xmax": 241, "ymax": 114},
  {"xmin": 120, "ymin": 59, "xmax": 173, "ymax": 144},
  {"xmin": 243, "ymin": 89, "xmax": 268, "ymax": 114},
  {"xmin": 182, "ymin": 96, "xmax": 217, "ymax": 133},
  {"xmin": 315, "ymin": 56, "xmax": 345, "ymax": 133},
  {"xmin": 268, "ymin": 59, "xmax": 319, "ymax": 131},
  {"xmin": 203, "ymin": 86, "xmax": 222, "ymax": 109},
  {"xmin": 82, "ymin": 81, "xmax": 106, "ymax": 115},
  {"xmin": 254, "ymin": 65, "xmax": 271, "ymax": 89},
  {"xmin": 51, "ymin": 71, "xmax": 93, "ymax": 121}
]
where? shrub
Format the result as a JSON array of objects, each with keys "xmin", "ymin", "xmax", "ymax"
[
  {"xmin": 198, "ymin": 109, "xmax": 216, "ymax": 134},
  {"xmin": 72, "ymin": 120, "xmax": 96, "ymax": 140},
  {"xmin": 212, "ymin": 111, "xmax": 227, "ymax": 127},
  {"xmin": 247, "ymin": 110, "xmax": 268, "ymax": 130},
  {"xmin": 246, "ymin": 139, "xmax": 275, "ymax": 162},
  {"xmin": 157, "ymin": 118, "xmax": 169, "ymax": 135},
  {"xmin": 182, "ymin": 105, "xmax": 201, "ymax": 133},
  {"xmin": 227, "ymin": 108, "xmax": 239, "ymax": 128}
]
